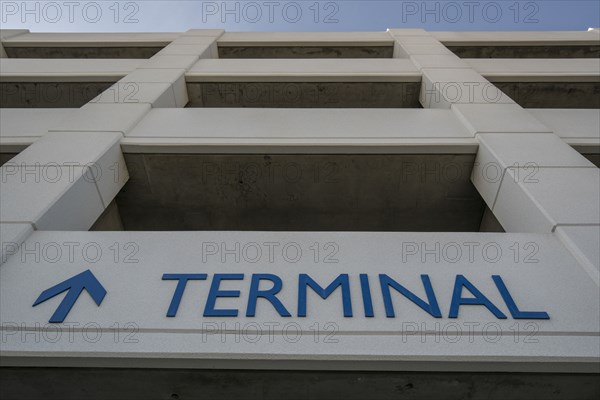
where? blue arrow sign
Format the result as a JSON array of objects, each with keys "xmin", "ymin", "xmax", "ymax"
[{"xmin": 32, "ymin": 269, "xmax": 107, "ymax": 323}]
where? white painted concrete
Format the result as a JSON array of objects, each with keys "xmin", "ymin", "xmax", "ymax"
[
  {"xmin": 556, "ymin": 226, "xmax": 600, "ymax": 286},
  {"xmin": 0, "ymin": 59, "xmax": 145, "ymax": 82},
  {"xmin": 466, "ymin": 58, "xmax": 600, "ymax": 82},
  {"xmin": 0, "ymin": 222, "xmax": 33, "ymax": 265},
  {"xmin": 409, "ymin": 54, "xmax": 471, "ymax": 69},
  {"xmin": 0, "ymin": 109, "xmax": 76, "ymax": 151},
  {"xmin": 472, "ymin": 133, "xmax": 596, "ymax": 208},
  {"xmin": 6, "ymin": 131, "xmax": 128, "ymax": 208},
  {"xmin": 124, "ymin": 108, "xmax": 474, "ymax": 153},
  {"xmin": 493, "ymin": 168, "xmax": 600, "ymax": 233},
  {"xmin": 140, "ymin": 54, "xmax": 200, "ymax": 70},
  {"xmin": 0, "ymin": 165, "xmax": 105, "ymax": 230},
  {"xmin": 91, "ymin": 82, "xmax": 177, "ymax": 108},
  {"xmin": 452, "ymin": 104, "xmax": 552, "ymax": 135},
  {"xmin": 420, "ymin": 69, "xmax": 514, "ymax": 108},
  {"xmin": 527, "ymin": 109, "xmax": 600, "ymax": 151},
  {"xmin": 48, "ymin": 103, "xmax": 151, "ymax": 135},
  {"xmin": 117, "ymin": 69, "xmax": 188, "ymax": 107}
]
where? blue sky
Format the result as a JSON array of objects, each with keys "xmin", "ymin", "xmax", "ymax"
[{"xmin": 1, "ymin": 1, "xmax": 599, "ymax": 32}]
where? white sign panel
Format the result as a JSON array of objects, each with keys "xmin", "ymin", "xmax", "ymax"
[{"xmin": 1, "ymin": 231, "xmax": 598, "ymax": 372}]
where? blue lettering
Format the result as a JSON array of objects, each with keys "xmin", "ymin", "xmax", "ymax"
[
  {"xmin": 449, "ymin": 275, "xmax": 507, "ymax": 319},
  {"xmin": 379, "ymin": 274, "xmax": 442, "ymax": 318},
  {"xmin": 298, "ymin": 273, "xmax": 352, "ymax": 317},
  {"xmin": 203, "ymin": 274, "xmax": 244, "ymax": 317},
  {"xmin": 162, "ymin": 274, "xmax": 207, "ymax": 317},
  {"xmin": 360, "ymin": 274, "xmax": 374, "ymax": 317},
  {"xmin": 493, "ymin": 275, "xmax": 549, "ymax": 319},
  {"xmin": 246, "ymin": 274, "xmax": 291, "ymax": 317}
]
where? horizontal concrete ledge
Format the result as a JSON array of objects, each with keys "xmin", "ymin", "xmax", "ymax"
[
  {"xmin": 124, "ymin": 108, "xmax": 472, "ymax": 153},
  {"xmin": 467, "ymin": 59, "xmax": 600, "ymax": 82},
  {"xmin": 186, "ymin": 59, "xmax": 421, "ymax": 82},
  {"xmin": 120, "ymin": 138, "xmax": 478, "ymax": 154},
  {"xmin": 527, "ymin": 108, "xmax": 600, "ymax": 152},
  {"xmin": 0, "ymin": 108, "xmax": 75, "ymax": 151},
  {"xmin": 432, "ymin": 30, "xmax": 600, "ymax": 46},
  {"xmin": 0, "ymin": 108, "xmax": 76, "ymax": 140},
  {"xmin": 2, "ymin": 108, "xmax": 598, "ymax": 155},
  {"xmin": 218, "ymin": 32, "xmax": 394, "ymax": 47},
  {"xmin": 1, "ymin": 32, "xmax": 179, "ymax": 47},
  {"xmin": 0, "ymin": 59, "xmax": 144, "ymax": 82},
  {"xmin": 1, "ymin": 356, "xmax": 599, "ymax": 373},
  {"xmin": 3, "ymin": 30, "xmax": 598, "ymax": 48}
]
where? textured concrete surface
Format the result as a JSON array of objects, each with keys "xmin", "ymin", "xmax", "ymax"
[
  {"xmin": 0, "ymin": 82, "xmax": 113, "ymax": 107},
  {"xmin": 1, "ymin": 368, "xmax": 599, "ymax": 400},
  {"xmin": 0, "ymin": 58, "xmax": 144, "ymax": 81},
  {"xmin": 447, "ymin": 45, "xmax": 600, "ymax": 58},
  {"xmin": 4, "ymin": 47, "xmax": 163, "ymax": 59},
  {"xmin": 218, "ymin": 31, "xmax": 393, "ymax": 45},
  {"xmin": 433, "ymin": 30, "xmax": 600, "ymax": 46},
  {"xmin": 495, "ymin": 82, "xmax": 600, "ymax": 108},
  {"xmin": 186, "ymin": 82, "xmax": 421, "ymax": 108},
  {"xmin": 218, "ymin": 46, "xmax": 393, "ymax": 58},
  {"xmin": 466, "ymin": 58, "xmax": 600, "ymax": 82},
  {"xmin": 186, "ymin": 59, "xmax": 420, "ymax": 82},
  {"xmin": 116, "ymin": 153, "xmax": 483, "ymax": 231}
]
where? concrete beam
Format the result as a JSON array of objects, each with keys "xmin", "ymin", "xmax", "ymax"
[
  {"xmin": 186, "ymin": 59, "xmax": 421, "ymax": 82},
  {"xmin": 465, "ymin": 58, "xmax": 600, "ymax": 82},
  {"xmin": 123, "ymin": 108, "xmax": 474, "ymax": 153},
  {"xmin": 432, "ymin": 30, "xmax": 600, "ymax": 46},
  {"xmin": 0, "ymin": 59, "xmax": 145, "ymax": 82}
]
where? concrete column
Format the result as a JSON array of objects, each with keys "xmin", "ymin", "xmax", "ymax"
[
  {"xmin": 90, "ymin": 30, "xmax": 223, "ymax": 109},
  {"xmin": 0, "ymin": 30, "xmax": 230, "ymax": 265},
  {"xmin": 389, "ymin": 28, "xmax": 513, "ymax": 108},
  {"xmin": 388, "ymin": 29, "xmax": 600, "ymax": 284}
]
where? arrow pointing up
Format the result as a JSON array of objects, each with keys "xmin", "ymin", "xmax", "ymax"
[{"xmin": 33, "ymin": 269, "xmax": 107, "ymax": 323}]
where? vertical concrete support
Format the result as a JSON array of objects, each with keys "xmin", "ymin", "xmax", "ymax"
[
  {"xmin": 0, "ymin": 30, "xmax": 228, "ymax": 262},
  {"xmin": 0, "ymin": 131, "xmax": 128, "ymax": 232},
  {"xmin": 452, "ymin": 101, "xmax": 600, "ymax": 280},
  {"xmin": 556, "ymin": 225, "xmax": 600, "ymax": 285},
  {"xmin": 0, "ymin": 162, "xmax": 104, "ymax": 231},
  {"xmin": 453, "ymin": 102, "xmax": 599, "ymax": 234},
  {"xmin": 388, "ymin": 30, "xmax": 600, "ymax": 279},
  {"xmin": 159, "ymin": 29, "xmax": 224, "ymax": 59},
  {"xmin": 98, "ymin": 29, "xmax": 223, "ymax": 108},
  {"xmin": 390, "ymin": 29, "xmax": 513, "ymax": 108}
]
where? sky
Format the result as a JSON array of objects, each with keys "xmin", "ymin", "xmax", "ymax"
[{"xmin": 1, "ymin": 1, "xmax": 599, "ymax": 32}]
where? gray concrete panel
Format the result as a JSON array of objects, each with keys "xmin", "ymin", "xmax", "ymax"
[
  {"xmin": 186, "ymin": 82, "xmax": 421, "ymax": 108},
  {"xmin": 218, "ymin": 46, "xmax": 394, "ymax": 58},
  {"xmin": 117, "ymin": 153, "xmax": 483, "ymax": 231}
]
